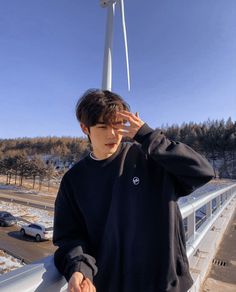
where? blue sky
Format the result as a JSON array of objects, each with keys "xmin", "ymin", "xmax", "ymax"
[{"xmin": 0, "ymin": 0, "xmax": 235, "ymax": 138}]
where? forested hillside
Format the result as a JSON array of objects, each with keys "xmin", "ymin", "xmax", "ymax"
[
  {"xmin": 0, "ymin": 137, "xmax": 89, "ymax": 188},
  {"xmin": 0, "ymin": 118, "xmax": 235, "ymax": 189},
  {"xmin": 163, "ymin": 118, "xmax": 236, "ymax": 178}
]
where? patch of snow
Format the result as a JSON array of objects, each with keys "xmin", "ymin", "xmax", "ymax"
[
  {"xmin": 0, "ymin": 250, "xmax": 24, "ymax": 275},
  {"xmin": 0, "ymin": 201, "xmax": 53, "ymax": 228}
]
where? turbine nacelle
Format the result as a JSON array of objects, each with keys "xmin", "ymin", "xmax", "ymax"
[{"xmin": 100, "ymin": 0, "xmax": 117, "ymax": 8}]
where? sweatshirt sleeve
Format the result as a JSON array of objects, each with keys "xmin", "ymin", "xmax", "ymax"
[
  {"xmin": 134, "ymin": 123, "xmax": 215, "ymax": 197},
  {"xmin": 53, "ymin": 176, "xmax": 98, "ymax": 282}
]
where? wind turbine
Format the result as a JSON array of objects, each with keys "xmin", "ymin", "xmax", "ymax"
[{"xmin": 100, "ymin": 0, "xmax": 130, "ymax": 91}]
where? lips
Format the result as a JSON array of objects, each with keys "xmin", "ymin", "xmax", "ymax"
[{"xmin": 105, "ymin": 143, "xmax": 117, "ymax": 147}]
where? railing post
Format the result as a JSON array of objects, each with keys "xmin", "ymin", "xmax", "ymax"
[
  {"xmin": 216, "ymin": 195, "xmax": 221, "ymax": 209},
  {"xmin": 206, "ymin": 201, "xmax": 212, "ymax": 219},
  {"xmin": 224, "ymin": 191, "xmax": 228, "ymax": 202},
  {"xmin": 187, "ymin": 212, "xmax": 196, "ymax": 240}
]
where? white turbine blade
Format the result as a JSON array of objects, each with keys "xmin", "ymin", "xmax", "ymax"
[{"xmin": 119, "ymin": 0, "xmax": 130, "ymax": 91}]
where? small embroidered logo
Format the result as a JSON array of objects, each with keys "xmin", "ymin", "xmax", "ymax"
[{"xmin": 133, "ymin": 177, "xmax": 140, "ymax": 185}]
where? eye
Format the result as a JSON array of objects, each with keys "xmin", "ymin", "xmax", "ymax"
[{"xmin": 113, "ymin": 121, "xmax": 124, "ymax": 127}]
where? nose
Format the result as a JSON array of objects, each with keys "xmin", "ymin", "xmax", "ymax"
[{"xmin": 107, "ymin": 126, "xmax": 116, "ymax": 137}]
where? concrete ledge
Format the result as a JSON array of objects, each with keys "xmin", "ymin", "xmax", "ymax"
[
  {"xmin": 188, "ymin": 196, "xmax": 236, "ymax": 292},
  {"xmin": 0, "ymin": 256, "xmax": 67, "ymax": 292}
]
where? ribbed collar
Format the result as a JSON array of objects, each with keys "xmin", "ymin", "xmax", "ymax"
[{"xmin": 84, "ymin": 143, "xmax": 125, "ymax": 167}]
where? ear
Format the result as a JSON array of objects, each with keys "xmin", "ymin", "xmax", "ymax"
[{"xmin": 80, "ymin": 123, "xmax": 89, "ymax": 135}]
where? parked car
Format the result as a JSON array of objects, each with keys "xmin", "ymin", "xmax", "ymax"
[
  {"xmin": 0, "ymin": 211, "xmax": 17, "ymax": 227},
  {"xmin": 20, "ymin": 223, "xmax": 53, "ymax": 242}
]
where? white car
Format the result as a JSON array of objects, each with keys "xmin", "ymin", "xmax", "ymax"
[{"xmin": 20, "ymin": 223, "xmax": 53, "ymax": 242}]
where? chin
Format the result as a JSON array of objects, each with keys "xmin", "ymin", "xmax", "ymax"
[
  {"xmin": 107, "ymin": 148, "xmax": 118, "ymax": 155},
  {"xmin": 108, "ymin": 149, "xmax": 117, "ymax": 155}
]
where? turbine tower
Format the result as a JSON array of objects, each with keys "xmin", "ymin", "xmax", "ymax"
[{"xmin": 100, "ymin": 0, "xmax": 130, "ymax": 91}]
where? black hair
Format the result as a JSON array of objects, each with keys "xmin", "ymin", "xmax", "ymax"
[{"xmin": 75, "ymin": 89, "xmax": 130, "ymax": 128}]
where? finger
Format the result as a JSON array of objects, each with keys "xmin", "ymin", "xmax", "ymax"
[
  {"xmin": 81, "ymin": 280, "xmax": 89, "ymax": 292},
  {"xmin": 118, "ymin": 110, "xmax": 134, "ymax": 115},
  {"xmin": 116, "ymin": 110, "xmax": 138, "ymax": 118},
  {"xmin": 82, "ymin": 278, "xmax": 93, "ymax": 292},
  {"xmin": 135, "ymin": 112, "xmax": 139, "ymax": 118},
  {"xmin": 113, "ymin": 123, "xmax": 141, "ymax": 134},
  {"xmin": 68, "ymin": 279, "xmax": 82, "ymax": 292},
  {"xmin": 113, "ymin": 124, "xmax": 132, "ymax": 130},
  {"xmin": 85, "ymin": 278, "xmax": 96, "ymax": 292},
  {"xmin": 115, "ymin": 129, "xmax": 134, "ymax": 138},
  {"xmin": 116, "ymin": 111, "xmax": 140, "ymax": 122},
  {"xmin": 68, "ymin": 284, "xmax": 81, "ymax": 292},
  {"xmin": 112, "ymin": 118, "xmax": 141, "ymax": 129},
  {"xmin": 113, "ymin": 128, "xmax": 130, "ymax": 135},
  {"xmin": 88, "ymin": 281, "xmax": 94, "ymax": 292}
]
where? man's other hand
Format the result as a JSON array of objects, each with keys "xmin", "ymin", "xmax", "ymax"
[{"xmin": 68, "ymin": 272, "xmax": 96, "ymax": 292}]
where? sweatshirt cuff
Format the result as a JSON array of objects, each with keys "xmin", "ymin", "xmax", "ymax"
[{"xmin": 133, "ymin": 123, "xmax": 154, "ymax": 144}]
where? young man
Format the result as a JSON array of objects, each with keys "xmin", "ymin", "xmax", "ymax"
[{"xmin": 53, "ymin": 89, "xmax": 214, "ymax": 292}]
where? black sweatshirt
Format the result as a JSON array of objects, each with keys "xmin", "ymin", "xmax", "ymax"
[{"xmin": 53, "ymin": 124, "xmax": 214, "ymax": 292}]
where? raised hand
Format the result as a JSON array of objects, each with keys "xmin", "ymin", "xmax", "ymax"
[{"xmin": 115, "ymin": 110, "xmax": 145, "ymax": 138}]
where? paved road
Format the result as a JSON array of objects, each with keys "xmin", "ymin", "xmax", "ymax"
[
  {"xmin": 0, "ymin": 188, "xmax": 56, "ymax": 202},
  {"xmin": 0, "ymin": 188, "xmax": 56, "ymax": 263},
  {"xmin": 0, "ymin": 189, "xmax": 55, "ymax": 210},
  {"xmin": 0, "ymin": 225, "xmax": 56, "ymax": 263},
  {"xmin": 201, "ymin": 207, "xmax": 236, "ymax": 291}
]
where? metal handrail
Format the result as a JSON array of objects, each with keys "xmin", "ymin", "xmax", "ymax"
[
  {"xmin": 180, "ymin": 184, "xmax": 235, "ymax": 219},
  {"xmin": 0, "ymin": 255, "xmax": 67, "ymax": 292},
  {"xmin": 0, "ymin": 184, "xmax": 236, "ymax": 291},
  {"xmin": 181, "ymin": 184, "xmax": 236, "ymax": 257}
]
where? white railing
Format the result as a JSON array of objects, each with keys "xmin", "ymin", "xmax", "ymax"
[
  {"xmin": 181, "ymin": 184, "xmax": 236, "ymax": 258},
  {"xmin": 0, "ymin": 255, "xmax": 67, "ymax": 292},
  {"xmin": 0, "ymin": 183, "xmax": 236, "ymax": 292}
]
